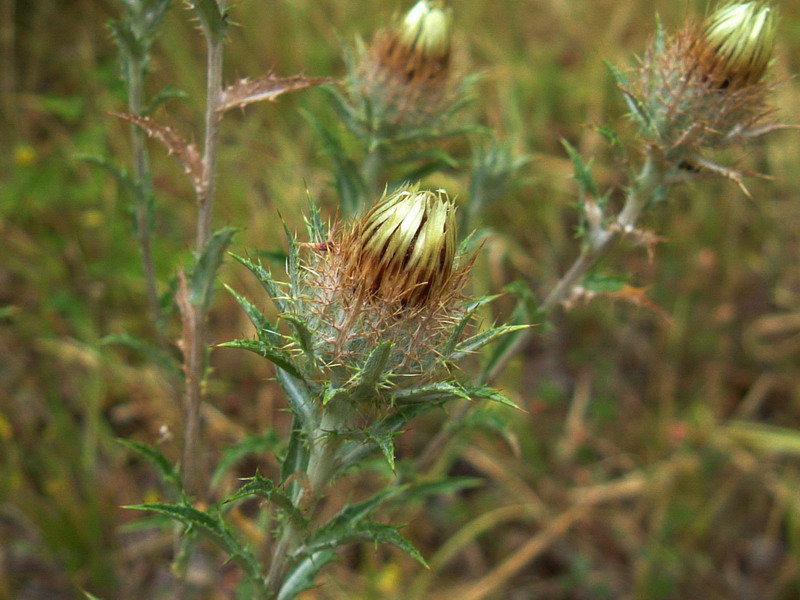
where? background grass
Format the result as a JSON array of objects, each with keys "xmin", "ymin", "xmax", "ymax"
[{"xmin": 3, "ymin": 0, "xmax": 800, "ymax": 598}]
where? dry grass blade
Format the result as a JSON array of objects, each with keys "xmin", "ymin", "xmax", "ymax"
[
  {"xmin": 111, "ymin": 112, "xmax": 205, "ymax": 194},
  {"xmin": 217, "ymin": 74, "xmax": 337, "ymax": 113}
]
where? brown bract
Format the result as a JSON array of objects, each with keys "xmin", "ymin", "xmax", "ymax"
[{"xmin": 357, "ymin": 30, "xmax": 453, "ymax": 129}]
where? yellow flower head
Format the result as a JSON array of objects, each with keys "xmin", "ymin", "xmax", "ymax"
[{"xmin": 700, "ymin": 1, "xmax": 778, "ymax": 88}]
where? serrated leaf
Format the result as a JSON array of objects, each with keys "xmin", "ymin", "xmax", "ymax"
[
  {"xmin": 444, "ymin": 295, "xmax": 502, "ymax": 356},
  {"xmin": 277, "ymin": 550, "xmax": 336, "ymax": 600},
  {"xmin": 226, "ymin": 471, "xmax": 305, "ymax": 525},
  {"xmin": 461, "ymin": 384, "xmax": 520, "ymax": 410},
  {"xmin": 216, "ymin": 339, "xmax": 304, "ymax": 380},
  {"xmin": 604, "ymin": 60, "xmax": 654, "ymax": 133},
  {"xmin": 297, "ymin": 521, "xmax": 426, "ymax": 568},
  {"xmin": 282, "ymin": 314, "xmax": 314, "ymax": 362},
  {"xmin": 356, "ymin": 342, "xmax": 393, "ymax": 389},
  {"xmin": 223, "ymin": 284, "xmax": 281, "ymax": 346},
  {"xmin": 303, "ymin": 190, "xmax": 326, "ymax": 243},
  {"xmin": 110, "ymin": 112, "xmax": 204, "ymax": 192},
  {"xmin": 218, "ymin": 74, "xmax": 336, "ymax": 113},
  {"xmin": 229, "ymin": 252, "xmax": 288, "ymax": 314},
  {"xmin": 124, "ymin": 502, "xmax": 261, "ymax": 578},
  {"xmin": 450, "ymin": 324, "xmax": 530, "ymax": 362},
  {"xmin": 561, "ymin": 139, "xmax": 599, "ymax": 199},
  {"xmin": 189, "ymin": 227, "xmax": 236, "ymax": 312},
  {"xmin": 186, "ymin": 0, "xmax": 227, "ymax": 39},
  {"xmin": 116, "ymin": 438, "xmax": 182, "ymax": 491},
  {"xmin": 364, "ymin": 428, "xmax": 397, "ymax": 473},
  {"xmin": 387, "ymin": 382, "xmax": 471, "ymax": 404}
]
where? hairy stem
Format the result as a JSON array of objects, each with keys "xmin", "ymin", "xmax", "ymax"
[
  {"xmin": 415, "ymin": 154, "xmax": 664, "ymax": 471},
  {"xmin": 181, "ymin": 3, "xmax": 226, "ymax": 500},
  {"xmin": 126, "ymin": 59, "xmax": 164, "ymax": 342},
  {"xmin": 264, "ymin": 410, "xmax": 342, "ymax": 598},
  {"xmin": 484, "ymin": 153, "xmax": 661, "ymax": 384}
]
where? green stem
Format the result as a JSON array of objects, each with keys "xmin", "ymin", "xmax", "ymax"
[
  {"xmin": 415, "ymin": 154, "xmax": 664, "ymax": 471},
  {"xmin": 126, "ymin": 58, "xmax": 164, "ymax": 342},
  {"xmin": 483, "ymin": 153, "xmax": 662, "ymax": 384},
  {"xmin": 362, "ymin": 143, "xmax": 385, "ymax": 202},
  {"xmin": 264, "ymin": 409, "xmax": 343, "ymax": 598},
  {"xmin": 181, "ymin": 0, "xmax": 226, "ymax": 501}
]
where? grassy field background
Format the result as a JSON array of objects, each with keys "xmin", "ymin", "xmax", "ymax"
[{"xmin": 4, "ymin": 0, "xmax": 800, "ymax": 598}]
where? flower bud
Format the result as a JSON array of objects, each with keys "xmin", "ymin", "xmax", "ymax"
[
  {"xmin": 398, "ymin": 0, "xmax": 452, "ymax": 61},
  {"xmin": 350, "ymin": 186, "xmax": 457, "ymax": 307},
  {"xmin": 353, "ymin": 1, "xmax": 455, "ymax": 131},
  {"xmin": 699, "ymin": 1, "xmax": 777, "ymax": 88}
]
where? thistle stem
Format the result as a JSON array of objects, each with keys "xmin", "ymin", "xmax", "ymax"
[
  {"xmin": 264, "ymin": 410, "xmax": 342, "ymax": 598},
  {"xmin": 483, "ymin": 153, "xmax": 661, "ymax": 384},
  {"xmin": 362, "ymin": 143, "xmax": 386, "ymax": 202},
  {"xmin": 181, "ymin": 2, "xmax": 226, "ymax": 501},
  {"xmin": 126, "ymin": 58, "xmax": 164, "ymax": 343},
  {"xmin": 415, "ymin": 154, "xmax": 664, "ymax": 471}
]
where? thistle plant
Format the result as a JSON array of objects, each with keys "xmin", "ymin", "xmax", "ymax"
[
  {"xmin": 119, "ymin": 184, "xmax": 519, "ymax": 599},
  {"xmin": 314, "ymin": 0, "xmax": 481, "ymax": 211},
  {"xmin": 101, "ymin": 1, "xmax": 793, "ymax": 598},
  {"xmin": 487, "ymin": 0, "xmax": 785, "ymax": 381}
]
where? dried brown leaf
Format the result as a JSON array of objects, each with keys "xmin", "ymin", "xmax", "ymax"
[
  {"xmin": 111, "ymin": 112, "xmax": 204, "ymax": 193},
  {"xmin": 217, "ymin": 73, "xmax": 337, "ymax": 113}
]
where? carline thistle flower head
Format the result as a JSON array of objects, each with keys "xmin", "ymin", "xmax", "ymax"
[
  {"xmin": 696, "ymin": 1, "xmax": 778, "ymax": 89},
  {"xmin": 631, "ymin": 0, "xmax": 779, "ymax": 157},
  {"xmin": 357, "ymin": 0, "xmax": 454, "ymax": 130},
  {"xmin": 300, "ymin": 185, "xmax": 469, "ymax": 386},
  {"xmin": 347, "ymin": 186, "xmax": 457, "ymax": 307}
]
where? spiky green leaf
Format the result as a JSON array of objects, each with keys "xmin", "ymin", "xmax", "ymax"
[
  {"xmin": 229, "ymin": 252, "xmax": 288, "ymax": 314},
  {"xmin": 282, "ymin": 314, "xmax": 315, "ymax": 364},
  {"xmin": 277, "ymin": 550, "xmax": 336, "ymax": 600},
  {"xmin": 444, "ymin": 295, "xmax": 502, "ymax": 356},
  {"xmin": 124, "ymin": 502, "xmax": 260, "ymax": 579},
  {"xmin": 189, "ymin": 227, "xmax": 236, "ymax": 311},
  {"xmin": 225, "ymin": 471, "xmax": 305, "ymax": 526},
  {"xmin": 186, "ymin": 0, "xmax": 227, "ymax": 40},
  {"xmin": 357, "ymin": 342, "xmax": 393, "ymax": 388},
  {"xmin": 304, "ymin": 190, "xmax": 326, "ymax": 243},
  {"xmin": 450, "ymin": 324, "xmax": 530, "ymax": 362},
  {"xmin": 216, "ymin": 339, "xmax": 303, "ymax": 380},
  {"xmin": 461, "ymin": 384, "xmax": 520, "ymax": 410},
  {"xmin": 223, "ymin": 284, "xmax": 281, "ymax": 346},
  {"xmin": 387, "ymin": 382, "xmax": 471, "ymax": 404},
  {"xmin": 116, "ymin": 438, "xmax": 182, "ymax": 491},
  {"xmin": 605, "ymin": 60, "xmax": 655, "ymax": 133},
  {"xmin": 561, "ymin": 139, "xmax": 599, "ymax": 199}
]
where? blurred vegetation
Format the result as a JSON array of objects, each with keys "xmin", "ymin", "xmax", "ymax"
[{"xmin": 3, "ymin": 0, "xmax": 800, "ymax": 598}]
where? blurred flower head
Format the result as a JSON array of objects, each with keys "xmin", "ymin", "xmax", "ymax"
[
  {"xmin": 698, "ymin": 1, "xmax": 778, "ymax": 89},
  {"xmin": 628, "ymin": 0, "xmax": 779, "ymax": 158},
  {"xmin": 354, "ymin": 0, "xmax": 455, "ymax": 131}
]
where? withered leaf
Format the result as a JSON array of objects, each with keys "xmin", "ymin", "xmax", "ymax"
[
  {"xmin": 111, "ymin": 112, "xmax": 204, "ymax": 194},
  {"xmin": 218, "ymin": 74, "xmax": 337, "ymax": 113}
]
